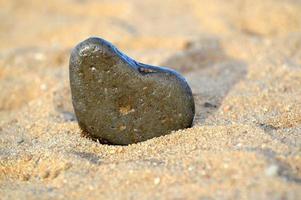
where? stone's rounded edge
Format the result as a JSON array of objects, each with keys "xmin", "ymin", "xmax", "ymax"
[
  {"xmin": 157, "ymin": 65, "xmax": 195, "ymax": 126},
  {"xmin": 174, "ymin": 70, "xmax": 195, "ymax": 128},
  {"xmin": 71, "ymin": 37, "xmax": 113, "ymax": 58},
  {"xmin": 71, "ymin": 37, "xmax": 139, "ymax": 71},
  {"xmin": 135, "ymin": 62, "xmax": 195, "ymax": 127},
  {"xmin": 136, "ymin": 62, "xmax": 193, "ymax": 98},
  {"xmin": 168, "ymin": 70, "xmax": 195, "ymax": 129},
  {"xmin": 132, "ymin": 62, "xmax": 195, "ymax": 140}
]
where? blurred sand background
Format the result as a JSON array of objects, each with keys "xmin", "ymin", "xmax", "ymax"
[{"xmin": 0, "ymin": 0, "xmax": 301, "ymax": 199}]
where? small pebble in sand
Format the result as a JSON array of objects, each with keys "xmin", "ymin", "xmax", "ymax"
[
  {"xmin": 69, "ymin": 37, "xmax": 195, "ymax": 145},
  {"xmin": 204, "ymin": 102, "xmax": 217, "ymax": 108},
  {"xmin": 265, "ymin": 164, "xmax": 279, "ymax": 177},
  {"xmin": 16, "ymin": 137, "xmax": 24, "ymax": 144},
  {"xmin": 154, "ymin": 177, "xmax": 161, "ymax": 185}
]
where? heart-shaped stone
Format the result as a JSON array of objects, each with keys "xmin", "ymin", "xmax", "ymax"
[{"xmin": 69, "ymin": 37, "xmax": 195, "ymax": 145}]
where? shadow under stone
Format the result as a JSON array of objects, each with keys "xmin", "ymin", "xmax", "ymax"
[{"xmin": 161, "ymin": 37, "xmax": 248, "ymax": 124}]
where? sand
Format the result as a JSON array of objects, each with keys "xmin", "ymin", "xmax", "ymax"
[{"xmin": 0, "ymin": 0, "xmax": 301, "ymax": 199}]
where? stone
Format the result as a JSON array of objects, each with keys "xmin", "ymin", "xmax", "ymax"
[{"xmin": 69, "ymin": 37, "xmax": 195, "ymax": 145}]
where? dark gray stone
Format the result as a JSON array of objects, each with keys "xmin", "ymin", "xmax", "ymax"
[{"xmin": 69, "ymin": 37, "xmax": 195, "ymax": 145}]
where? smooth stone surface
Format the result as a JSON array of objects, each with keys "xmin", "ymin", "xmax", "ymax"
[{"xmin": 69, "ymin": 37, "xmax": 195, "ymax": 145}]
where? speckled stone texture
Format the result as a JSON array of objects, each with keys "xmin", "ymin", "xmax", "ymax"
[{"xmin": 69, "ymin": 37, "xmax": 195, "ymax": 145}]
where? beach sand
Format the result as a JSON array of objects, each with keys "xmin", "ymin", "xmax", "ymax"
[{"xmin": 0, "ymin": 0, "xmax": 301, "ymax": 199}]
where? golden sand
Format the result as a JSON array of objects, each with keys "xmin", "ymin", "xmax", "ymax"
[{"xmin": 0, "ymin": 0, "xmax": 301, "ymax": 199}]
